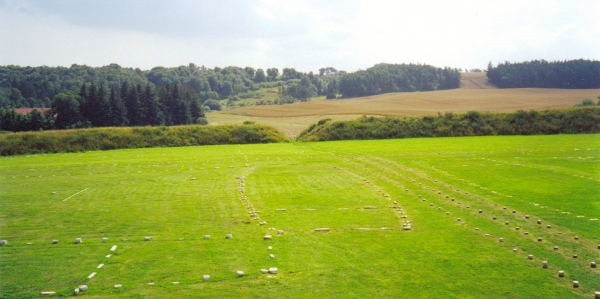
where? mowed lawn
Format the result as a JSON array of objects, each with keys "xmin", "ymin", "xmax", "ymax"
[{"xmin": 0, "ymin": 134, "xmax": 599, "ymax": 298}]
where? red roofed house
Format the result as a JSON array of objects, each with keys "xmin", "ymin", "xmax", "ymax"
[{"xmin": 14, "ymin": 108, "xmax": 51, "ymax": 114}]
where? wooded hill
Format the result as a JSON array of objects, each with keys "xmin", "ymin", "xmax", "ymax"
[
  {"xmin": 338, "ymin": 63, "xmax": 461, "ymax": 98},
  {"xmin": 0, "ymin": 63, "xmax": 339, "ymax": 109},
  {"xmin": 486, "ymin": 59, "xmax": 600, "ymax": 89}
]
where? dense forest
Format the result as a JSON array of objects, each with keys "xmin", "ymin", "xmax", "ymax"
[
  {"xmin": 337, "ymin": 63, "xmax": 461, "ymax": 98},
  {"xmin": 0, "ymin": 63, "xmax": 339, "ymax": 109},
  {"xmin": 486, "ymin": 59, "xmax": 600, "ymax": 88},
  {"xmin": 0, "ymin": 81, "xmax": 205, "ymax": 132}
]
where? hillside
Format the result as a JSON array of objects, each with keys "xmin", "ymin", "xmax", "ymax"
[
  {"xmin": 213, "ymin": 81, "xmax": 600, "ymax": 137},
  {"xmin": 460, "ymin": 72, "xmax": 496, "ymax": 89}
]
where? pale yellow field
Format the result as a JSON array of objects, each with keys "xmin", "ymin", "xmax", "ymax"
[
  {"xmin": 209, "ymin": 73, "xmax": 600, "ymax": 138},
  {"xmin": 460, "ymin": 72, "xmax": 496, "ymax": 89}
]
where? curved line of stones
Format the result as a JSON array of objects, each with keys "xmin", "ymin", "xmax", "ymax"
[
  {"xmin": 237, "ymin": 168, "xmax": 279, "ymax": 276},
  {"xmin": 341, "ymin": 153, "xmax": 600, "ymax": 296},
  {"xmin": 331, "ymin": 165, "xmax": 412, "ymax": 230},
  {"xmin": 361, "ymin": 155, "xmax": 600, "ymax": 258}
]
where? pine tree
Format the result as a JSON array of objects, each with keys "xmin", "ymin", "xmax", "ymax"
[
  {"xmin": 109, "ymin": 87, "xmax": 128, "ymax": 126},
  {"xmin": 123, "ymin": 82, "xmax": 142, "ymax": 126},
  {"xmin": 141, "ymin": 84, "xmax": 163, "ymax": 125},
  {"xmin": 96, "ymin": 83, "xmax": 112, "ymax": 127}
]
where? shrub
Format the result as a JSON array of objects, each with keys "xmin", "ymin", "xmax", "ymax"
[
  {"xmin": 297, "ymin": 108, "xmax": 600, "ymax": 141},
  {"xmin": 0, "ymin": 124, "xmax": 288, "ymax": 156}
]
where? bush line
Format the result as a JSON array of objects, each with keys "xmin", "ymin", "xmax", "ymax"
[
  {"xmin": 0, "ymin": 124, "xmax": 288, "ymax": 156},
  {"xmin": 297, "ymin": 107, "xmax": 600, "ymax": 141}
]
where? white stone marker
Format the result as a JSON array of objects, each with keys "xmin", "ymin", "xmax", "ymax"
[
  {"xmin": 573, "ymin": 281, "xmax": 579, "ymax": 288},
  {"xmin": 595, "ymin": 291, "xmax": 600, "ymax": 299},
  {"xmin": 41, "ymin": 291, "xmax": 56, "ymax": 295},
  {"xmin": 226, "ymin": 234, "xmax": 233, "ymax": 239},
  {"xmin": 268, "ymin": 267, "xmax": 278, "ymax": 274},
  {"xmin": 73, "ymin": 288, "xmax": 79, "ymax": 295},
  {"xmin": 268, "ymin": 246, "xmax": 272, "ymax": 250},
  {"xmin": 172, "ymin": 282, "xmax": 179, "ymax": 285},
  {"xmin": 114, "ymin": 284, "xmax": 122, "ymax": 288},
  {"xmin": 79, "ymin": 285, "xmax": 88, "ymax": 291},
  {"xmin": 277, "ymin": 230, "xmax": 284, "ymax": 235},
  {"xmin": 542, "ymin": 261, "xmax": 548, "ymax": 268},
  {"xmin": 88, "ymin": 272, "xmax": 96, "ymax": 279},
  {"xmin": 97, "ymin": 264, "xmax": 104, "ymax": 269},
  {"xmin": 0, "ymin": 240, "xmax": 6, "ymax": 246},
  {"xmin": 203, "ymin": 275, "xmax": 210, "ymax": 281},
  {"xmin": 110, "ymin": 245, "xmax": 117, "ymax": 252},
  {"xmin": 51, "ymin": 240, "xmax": 58, "ymax": 244},
  {"xmin": 204, "ymin": 235, "xmax": 211, "ymax": 239},
  {"xmin": 591, "ymin": 262, "xmax": 597, "ymax": 268},
  {"xmin": 270, "ymin": 254, "xmax": 275, "ymax": 259},
  {"xmin": 74, "ymin": 238, "xmax": 82, "ymax": 244},
  {"xmin": 144, "ymin": 236, "xmax": 151, "ymax": 241},
  {"xmin": 260, "ymin": 269, "xmax": 269, "ymax": 274},
  {"xmin": 528, "ymin": 255, "xmax": 533, "ymax": 260},
  {"xmin": 558, "ymin": 270, "xmax": 564, "ymax": 277},
  {"xmin": 106, "ymin": 255, "xmax": 111, "ymax": 258},
  {"xmin": 314, "ymin": 228, "xmax": 330, "ymax": 232},
  {"xmin": 237, "ymin": 271, "xmax": 244, "ymax": 277},
  {"xmin": 264, "ymin": 235, "xmax": 272, "ymax": 240},
  {"xmin": 102, "ymin": 237, "xmax": 108, "ymax": 242}
]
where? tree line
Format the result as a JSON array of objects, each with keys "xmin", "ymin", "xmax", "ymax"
[
  {"xmin": 337, "ymin": 63, "xmax": 461, "ymax": 98},
  {"xmin": 0, "ymin": 82, "xmax": 205, "ymax": 132},
  {"xmin": 486, "ymin": 59, "xmax": 600, "ymax": 88},
  {"xmin": 0, "ymin": 63, "xmax": 340, "ymax": 109}
]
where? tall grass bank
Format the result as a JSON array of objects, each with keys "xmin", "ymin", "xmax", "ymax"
[
  {"xmin": 0, "ymin": 124, "xmax": 288, "ymax": 155},
  {"xmin": 298, "ymin": 107, "xmax": 600, "ymax": 141}
]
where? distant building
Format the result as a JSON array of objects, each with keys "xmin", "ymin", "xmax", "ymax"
[{"xmin": 14, "ymin": 108, "xmax": 50, "ymax": 115}]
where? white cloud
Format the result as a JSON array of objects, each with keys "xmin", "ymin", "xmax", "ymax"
[{"xmin": 0, "ymin": 0, "xmax": 598, "ymax": 72}]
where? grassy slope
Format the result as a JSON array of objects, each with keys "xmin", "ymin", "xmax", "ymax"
[{"xmin": 0, "ymin": 134, "xmax": 599, "ymax": 298}]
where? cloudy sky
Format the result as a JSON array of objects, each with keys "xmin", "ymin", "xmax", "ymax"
[{"xmin": 1, "ymin": 0, "xmax": 598, "ymax": 73}]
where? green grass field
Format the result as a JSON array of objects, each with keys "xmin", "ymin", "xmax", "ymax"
[{"xmin": 1, "ymin": 134, "xmax": 599, "ymax": 298}]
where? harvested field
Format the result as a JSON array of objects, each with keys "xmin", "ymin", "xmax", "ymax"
[
  {"xmin": 222, "ymin": 88, "xmax": 600, "ymax": 118},
  {"xmin": 460, "ymin": 72, "xmax": 496, "ymax": 89},
  {"xmin": 210, "ymin": 73, "xmax": 600, "ymax": 138},
  {"xmin": 207, "ymin": 113, "xmax": 361, "ymax": 138}
]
